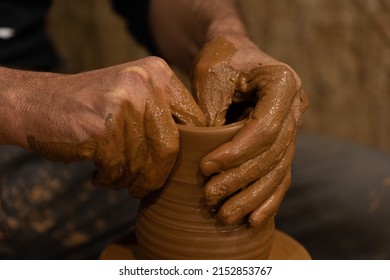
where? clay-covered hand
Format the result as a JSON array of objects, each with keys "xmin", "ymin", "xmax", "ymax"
[
  {"xmin": 23, "ymin": 57, "xmax": 206, "ymax": 197},
  {"xmin": 192, "ymin": 35, "xmax": 308, "ymax": 227}
]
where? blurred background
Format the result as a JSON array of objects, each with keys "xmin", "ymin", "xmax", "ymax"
[{"xmin": 46, "ymin": 0, "xmax": 390, "ymax": 153}]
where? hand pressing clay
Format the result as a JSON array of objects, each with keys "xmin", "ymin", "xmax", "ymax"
[{"xmin": 192, "ymin": 35, "xmax": 309, "ymax": 227}]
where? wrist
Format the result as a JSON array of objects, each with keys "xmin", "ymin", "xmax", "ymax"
[
  {"xmin": 149, "ymin": 0, "xmax": 249, "ymax": 72},
  {"xmin": 204, "ymin": 14, "xmax": 248, "ymax": 44}
]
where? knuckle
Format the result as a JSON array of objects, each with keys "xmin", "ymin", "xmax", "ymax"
[
  {"xmin": 267, "ymin": 64, "xmax": 302, "ymax": 91},
  {"xmin": 144, "ymin": 56, "xmax": 170, "ymax": 72},
  {"xmin": 121, "ymin": 65, "xmax": 150, "ymax": 83},
  {"xmin": 121, "ymin": 56, "xmax": 172, "ymax": 87},
  {"xmin": 278, "ymin": 65, "xmax": 298, "ymax": 85}
]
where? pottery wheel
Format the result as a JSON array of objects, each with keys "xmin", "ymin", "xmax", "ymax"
[{"xmin": 99, "ymin": 230, "xmax": 311, "ymax": 260}]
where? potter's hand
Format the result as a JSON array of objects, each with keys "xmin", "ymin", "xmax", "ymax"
[
  {"xmin": 18, "ymin": 57, "xmax": 206, "ymax": 197},
  {"xmin": 193, "ymin": 35, "xmax": 308, "ymax": 227}
]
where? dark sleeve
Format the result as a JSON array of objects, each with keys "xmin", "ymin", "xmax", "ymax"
[
  {"xmin": 111, "ymin": 0, "xmax": 158, "ymax": 55},
  {"xmin": 0, "ymin": 0, "xmax": 58, "ymax": 71}
]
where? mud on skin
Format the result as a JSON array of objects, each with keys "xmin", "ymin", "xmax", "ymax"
[
  {"xmin": 193, "ymin": 35, "xmax": 309, "ymax": 227},
  {"xmin": 16, "ymin": 58, "xmax": 206, "ymax": 198}
]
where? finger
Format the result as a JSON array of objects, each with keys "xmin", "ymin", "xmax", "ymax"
[
  {"xmin": 217, "ymin": 143, "xmax": 295, "ymax": 225},
  {"xmin": 191, "ymin": 36, "xmax": 240, "ymax": 126},
  {"xmin": 249, "ymin": 171, "xmax": 292, "ymax": 228},
  {"xmin": 167, "ymin": 74, "xmax": 207, "ymax": 127},
  {"xmin": 200, "ymin": 65, "xmax": 300, "ymax": 175},
  {"xmin": 192, "ymin": 65, "xmax": 238, "ymax": 126},
  {"xmin": 204, "ymin": 111, "xmax": 296, "ymax": 204},
  {"xmin": 129, "ymin": 89, "xmax": 180, "ymax": 197},
  {"xmin": 91, "ymin": 112, "xmax": 127, "ymax": 189},
  {"xmin": 92, "ymin": 100, "xmax": 146, "ymax": 190}
]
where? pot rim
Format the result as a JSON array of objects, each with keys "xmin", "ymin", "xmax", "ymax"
[{"xmin": 176, "ymin": 119, "xmax": 246, "ymax": 133}]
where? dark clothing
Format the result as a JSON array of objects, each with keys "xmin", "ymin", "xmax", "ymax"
[
  {"xmin": 0, "ymin": 0, "xmax": 153, "ymax": 70},
  {"xmin": 112, "ymin": 0, "xmax": 158, "ymax": 55},
  {"xmin": 0, "ymin": 0, "xmax": 57, "ymax": 70},
  {"xmin": 0, "ymin": 0, "xmax": 389, "ymax": 260}
]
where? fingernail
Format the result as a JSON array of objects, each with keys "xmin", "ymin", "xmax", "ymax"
[
  {"xmin": 205, "ymin": 186, "xmax": 227, "ymax": 205},
  {"xmin": 201, "ymin": 160, "xmax": 222, "ymax": 175}
]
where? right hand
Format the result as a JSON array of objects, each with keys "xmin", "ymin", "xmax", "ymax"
[
  {"xmin": 192, "ymin": 35, "xmax": 308, "ymax": 227},
  {"xmin": 20, "ymin": 57, "xmax": 206, "ymax": 197}
]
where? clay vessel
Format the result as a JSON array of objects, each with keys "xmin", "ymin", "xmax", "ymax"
[{"xmin": 135, "ymin": 121, "xmax": 275, "ymax": 259}]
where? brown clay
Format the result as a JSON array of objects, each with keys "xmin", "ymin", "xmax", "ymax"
[
  {"xmin": 100, "ymin": 36, "xmax": 309, "ymax": 260},
  {"xmin": 100, "ymin": 229, "xmax": 310, "ymax": 260},
  {"xmin": 100, "ymin": 121, "xmax": 310, "ymax": 260},
  {"xmin": 135, "ymin": 121, "xmax": 275, "ymax": 259},
  {"xmin": 192, "ymin": 36, "xmax": 309, "ymax": 227}
]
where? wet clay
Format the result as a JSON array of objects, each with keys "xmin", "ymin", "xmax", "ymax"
[
  {"xmin": 101, "ymin": 121, "xmax": 310, "ymax": 259},
  {"xmin": 101, "ymin": 36, "xmax": 309, "ymax": 259},
  {"xmin": 136, "ymin": 121, "xmax": 273, "ymax": 259},
  {"xmin": 192, "ymin": 36, "xmax": 309, "ymax": 227},
  {"xmin": 20, "ymin": 59, "xmax": 207, "ymax": 198}
]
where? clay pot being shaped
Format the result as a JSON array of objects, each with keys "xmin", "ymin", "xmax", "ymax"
[{"xmin": 135, "ymin": 121, "xmax": 275, "ymax": 259}]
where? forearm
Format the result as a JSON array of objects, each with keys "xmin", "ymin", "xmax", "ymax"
[
  {"xmin": 0, "ymin": 67, "xmax": 27, "ymax": 147},
  {"xmin": 149, "ymin": 0, "xmax": 249, "ymax": 73},
  {"xmin": 0, "ymin": 67, "xmax": 57, "ymax": 149}
]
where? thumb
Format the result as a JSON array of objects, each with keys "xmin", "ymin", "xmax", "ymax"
[
  {"xmin": 167, "ymin": 74, "xmax": 207, "ymax": 127},
  {"xmin": 192, "ymin": 65, "xmax": 236, "ymax": 127},
  {"xmin": 190, "ymin": 36, "xmax": 239, "ymax": 126}
]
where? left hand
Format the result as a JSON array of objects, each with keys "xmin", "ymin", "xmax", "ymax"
[{"xmin": 192, "ymin": 35, "xmax": 309, "ymax": 227}]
